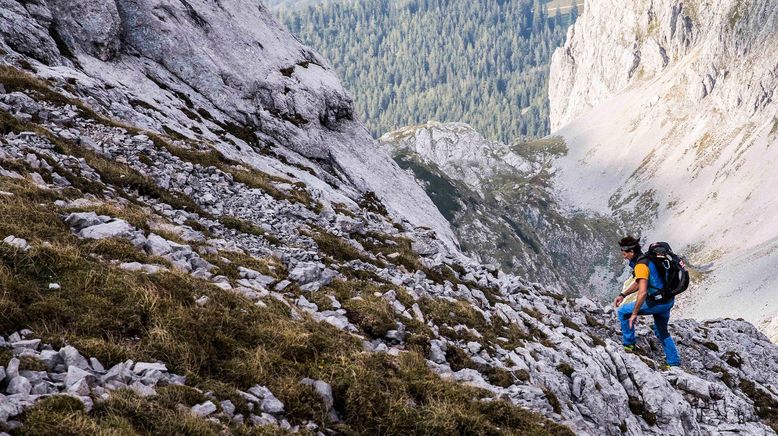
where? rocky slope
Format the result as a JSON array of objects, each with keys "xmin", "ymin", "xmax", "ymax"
[
  {"xmin": 0, "ymin": 0, "xmax": 456, "ymax": 249},
  {"xmin": 0, "ymin": 0, "xmax": 777, "ymax": 435},
  {"xmin": 548, "ymin": 0, "xmax": 778, "ymax": 341},
  {"xmin": 379, "ymin": 121, "xmax": 624, "ymax": 299}
]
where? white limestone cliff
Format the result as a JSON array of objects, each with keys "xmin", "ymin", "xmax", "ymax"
[{"xmin": 548, "ymin": 0, "xmax": 778, "ymax": 341}]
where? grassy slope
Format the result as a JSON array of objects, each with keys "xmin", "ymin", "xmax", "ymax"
[{"xmin": 0, "ymin": 65, "xmax": 573, "ymax": 435}]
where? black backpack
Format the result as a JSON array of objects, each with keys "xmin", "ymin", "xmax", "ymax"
[{"xmin": 637, "ymin": 242, "xmax": 690, "ymax": 301}]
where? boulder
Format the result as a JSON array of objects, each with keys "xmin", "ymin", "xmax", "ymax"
[
  {"xmin": 78, "ymin": 220, "xmax": 135, "ymax": 240},
  {"xmin": 429, "ymin": 340, "xmax": 447, "ymax": 364},
  {"xmin": 64, "ymin": 212, "xmax": 103, "ymax": 230},
  {"xmin": 6, "ymin": 376, "xmax": 32, "ymax": 395},
  {"xmin": 248, "ymin": 385, "xmax": 285, "ymax": 414},
  {"xmin": 288, "ymin": 262, "xmax": 324, "ymax": 285},
  {"xmin": 191, "ymin": 401, "xmax": 217, "ymax": 418},
  {"xmin": 5, "ymin": 358, "xmax": 20, "ymax": 380},
  {"xmin": 11, "ymin": 339, "xmax": 41, "ymax": 351},
  {"xmin": 47, "ymin": 0, "xmax": 122, "ymax": 61},
  {"xmin": 144, "ymin": 233, "xmax": 173, "ymax": 256},
  {"xmin": 119, "ymin": 262, "xmax": 166, "ymax": 274},
  {"xmin": 89, "ymin": 357, "xmax": 105, "ymax": 373},
  {"xmin": 67, "ymin": 378, "xmax": 90, "ymax": 396},
  {"xmin": 102, "ymin": 363, "xmax": 133, "ymax": 384},
  {"xmin": 300, "ymin": 378, "xmax": 338, "ymax": 422},
  {"xmin": 65, "ymin": 366, "xmax": 95, "ymax": 390},
  {"xmin": 59, "ymin": 346, "xmax": 89, "ymax": 370},
  {"xmin": 133, "ymin": 362, "xmax": 167, "ymax": 375},
  {"xmin": 274, "ymin": 280, "xmax": 291, "ymax": 291},
  {"xmin": 2, "ymin": 236, "xmax": 29, "ymax": 251},
  {"xmin": 140, "ymin": 370, "xmax": 165, "ymax": 386},
  {"xmin": 130, "ymin": 381, "xmax": 157, "ymax": 397},
  {"xmin": 220, "ymin": 400, "xmax": 236, "ymax": 418}
]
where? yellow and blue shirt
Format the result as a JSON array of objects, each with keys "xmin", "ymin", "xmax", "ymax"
[{"xmin": 630, "ymin": 258, "xmax": 665, "ymax": 295}]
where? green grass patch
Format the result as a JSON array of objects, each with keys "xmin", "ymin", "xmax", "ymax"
[
  {"xmin": 556, "ymin": 362, "xmax": 574, "ymax": 377},
  {"xmin": 590, "ymin": 334, "xmax": 606, "ymax": 347},
  {"xmin": 342, "ymin": 294, "xmax": 396, "ymax": 339},
  {"xmin": 543, "ymin": 388, "xmax": 561, "ymax": 414},
  {"xmin": 702, "ymin": 341, "xmax": 719, "ymax": 352},
  {"xmin": 311, "ymin": 228, "xmax": 381, "ymax": 266},
  {"xmin": 523, "ymin": 307, "xmax": 544, "ymax": 321},
  {"xmin": 421, "ymin": 297, "xmax": 489, "ymax": 332},
  {"xmin": 628, "ymin": 397, "xmax": 657, "ymax": 426},
  {"xmin": 585, "ymin": 314, "xmax": 603, "ymax": 328},
  {"xmin": 711, "ymin": 365, "xmax": 734, "ymax": 388},
  {"xmin": 560, "ymin": 317, "xmax": 581, "ymax": 332},
  {"xmin": 19, "ymin": 355, "xmax": 49, "ymax": 371},
  {"xmin": 740, "ymin": 379, "xmax": 778, "ymax": 432}
]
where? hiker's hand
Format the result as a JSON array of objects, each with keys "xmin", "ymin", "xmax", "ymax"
[
  {"xmin": 628, "ymin": 313, "xmax": 638, "ymax": 329},
  {"xmin": 614, "ymin": 294, "xmax": 624, "ymax": 307}
]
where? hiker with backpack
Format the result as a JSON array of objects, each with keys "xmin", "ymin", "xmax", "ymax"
[{"xmin": 613, "ymin": 236, "xmax": 689, "ymax": 368}]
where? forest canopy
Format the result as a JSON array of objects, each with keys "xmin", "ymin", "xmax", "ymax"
[{"xmin": 276, "ymin": 0, "xmax": 580, "ymax": 143}]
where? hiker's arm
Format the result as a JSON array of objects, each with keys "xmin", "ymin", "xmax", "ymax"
[
  {"xmin": 628, "ymin": 279, "xmax": 648, "ymax": 327},
  {"xmin": 613, "ymin": 281, "xmax": 638, "ymax": 307}
]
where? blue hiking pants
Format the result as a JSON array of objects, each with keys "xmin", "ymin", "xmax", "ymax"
[{"xmin": 618, "ymin": 298, "xmax": 681, "ymax": 366}]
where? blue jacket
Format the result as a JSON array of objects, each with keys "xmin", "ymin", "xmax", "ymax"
[{"xmin": 629, "ymin": 257, "xmax": 666, "ymax": 296}]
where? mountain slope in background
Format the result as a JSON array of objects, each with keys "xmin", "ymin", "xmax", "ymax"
[
  {"xmin": 380, "ymin": 122, "xmax": 624, "ymax": 299},
  {"xmin": 277, "ymin": 0, "xmax": 571, "ymax": 142},
  {"xmin": 548, "ymin": 0, "xmax": 778, "ymax": 341}
]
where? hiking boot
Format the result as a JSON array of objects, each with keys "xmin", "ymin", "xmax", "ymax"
[{"xmin": 623, "ymin": 344, "xmax": 636, "ymax": 352}]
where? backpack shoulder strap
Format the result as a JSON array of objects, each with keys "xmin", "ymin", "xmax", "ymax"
[{"xmin": 632, "ymin": 254, "xmax": 649, "ymax": 278}]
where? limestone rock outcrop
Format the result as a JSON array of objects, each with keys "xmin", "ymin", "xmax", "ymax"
[{"xmin": 0, "ymin": 0, "xmax": 456, "ymax": 248}]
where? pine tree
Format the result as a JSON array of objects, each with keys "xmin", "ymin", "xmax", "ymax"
[{"xmin": 277, "ymin": 0, "xmax": 577, "ymax": 142}]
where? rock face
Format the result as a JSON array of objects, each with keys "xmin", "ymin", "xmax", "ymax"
[
  {"xmin": 548, "ymin": 0, "xmax": 778, "ymax": 341},
  {"xmin": 380, "ymin": 121, "xmax": 624, "ymax": 299},
  {"xmin": 549, "ymin": 0, "xmax": 777, "ymax": 130},
  {"xmin": 0, "ymin": 0, "xmax": 456, "ymax": 248}
]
